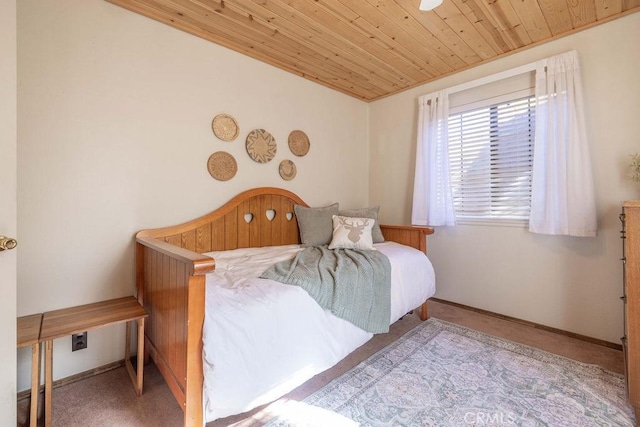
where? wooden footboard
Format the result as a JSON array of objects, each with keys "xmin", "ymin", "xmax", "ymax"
[
  {"xmin": 135, "ymin": 188, "xmax": 434, "ymax": 426},
  {"xmin": 135, "ymin": 237, "xmax": 215, "ymax": 425}
]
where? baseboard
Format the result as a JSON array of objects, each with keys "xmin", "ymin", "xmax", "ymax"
[
  {"xmin": 430, "ymin": 298, "xmax": 623, "ymax": 351},
  {"xmin": 17, "ymin": 359, "xmax": 125, "ymax": 402}
]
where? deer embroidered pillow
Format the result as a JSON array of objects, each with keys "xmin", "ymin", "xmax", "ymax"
[
  {"xmin": 338, "ymin": 206, "xmax": 384, "ymax": 243},
  {"xmin": 328, "ymin": 215, "xmax": 376, "ymax": 250}
]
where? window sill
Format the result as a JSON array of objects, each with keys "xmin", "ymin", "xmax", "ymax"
[{"xmin": 455, "ymin": 218, "xmax": 529, "ymax": 228}]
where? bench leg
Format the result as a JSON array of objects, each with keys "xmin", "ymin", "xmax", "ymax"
[
  {"xmin": 44, "ymin": 340, "xmax": 53, "ymax": 427},
  {"xmin": 124, "ymin": 318, "xmax": 145, "ymax": 396},
  {"xmin": 125, "ymin": 320, "xmax": 131, "ymax": 364},
  {"xmin": 29, "ymin": 342, "xmax": 40, "ymax": 427},
  {"xmin": 137, "ymin": 318, "xmax": 144, "ymax": 393}
]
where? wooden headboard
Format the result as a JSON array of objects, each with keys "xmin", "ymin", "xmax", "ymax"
[
  {"xmin": 136, "ymin": 186, "xmax": 433, "ymax": 255},
  {"xmin": 134, "ymin": 187, "xmax": 433, "ymax": 426},
  {"xmin": 137, "ymin": 187, "xmax": 307, "ymax": 252}
]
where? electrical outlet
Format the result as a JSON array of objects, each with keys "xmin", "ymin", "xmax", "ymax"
[{"xmin": 72, "ymin": 331, "xmax": 88, "ymax": 351}]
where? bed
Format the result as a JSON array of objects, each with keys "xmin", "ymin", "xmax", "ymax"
[{"xmin": 135, "ymin": 187, "xmax": 435, "ymax": 426}]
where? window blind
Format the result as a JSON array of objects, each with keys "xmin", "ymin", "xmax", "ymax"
[{"xmin": 448, "ymin": 95, "xmax": 535, "ymax": 221}]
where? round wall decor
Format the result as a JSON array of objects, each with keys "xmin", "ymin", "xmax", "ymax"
[
  {"xmin": 288, "ymin": 130, "xmax": 310, "ymax": 156},
  {"xmin": 207, "ymin": 151, "xmax": 237, "ymax": 181},
  {"xmin": 212, "ymin": 113, "xmax": 239, "ymax": 141},
  {"xmin": 279, "ymin": 159, "xmax": 297, "ymax": 181},
  {"xmin": 246, "ymin": 129, "xmax": 277, "ymax": 163}
]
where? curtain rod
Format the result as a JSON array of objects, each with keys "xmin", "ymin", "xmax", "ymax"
[
  {"xmin": 447, "ymin": 49, "xmax": 579, "ymax": 95},
  {"xmin": 419, "ymin": 50, "xmax": 577, "ymax": 101},
  {"xmin": 445, "ymin": 60, "xmax": 540, "ymax": 95}
]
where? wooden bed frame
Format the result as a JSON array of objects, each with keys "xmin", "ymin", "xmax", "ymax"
[{"xmin": 135, "ymin": 187, "xmax": 434, "ymax": 426}]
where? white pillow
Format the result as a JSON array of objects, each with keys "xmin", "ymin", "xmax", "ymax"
[{"xmin": 328, "ymin": 215, "xmax": 376, "ymax": 250}]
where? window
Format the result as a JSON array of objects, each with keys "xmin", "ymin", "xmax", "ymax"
[
  {"xmin": 448, "ymin": 94, "xmax": 535, "ymax": 224},
  {"xmin": 412, "ymin": 53, "xmax": 594, "ymax": 234}
]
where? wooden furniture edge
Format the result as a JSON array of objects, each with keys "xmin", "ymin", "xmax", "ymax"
[
  {"xmin": 17, "ymin": 314, "xmax": 43, "ymax": 427},
  {"xmin": 622, "ymin": 203, "xmax": 640, "ymax": 417},
  {"xmin": 185, "ymin": 275, "xmax": 206, "ymax": 425},
  {"xmin": 17, "ymin": 314, "xmax": 42, "ymax": 348},
  {"xmin": 136, "ymin": 187, "xmax": 308, "ymax": 239},
  {"xmin": 136, "ymin": 236, "xmax": 216, "ymax": 275},
  {"xmin": 379, "ymin": 224, "xmax": 435, "ymax": 235},
  {"xmin": 40, "ymin": 297, "xmax": 148, "ymax": 342}
]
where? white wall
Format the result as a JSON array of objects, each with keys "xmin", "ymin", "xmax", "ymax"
[
  {"xmin": 17, "ymin": 0, "xmax": 368, "ymax": 391},
  {"xmin": 369, "ymin": 13, "xmax": 640, "ymax": 344}
]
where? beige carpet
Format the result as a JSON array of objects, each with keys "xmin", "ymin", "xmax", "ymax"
[{"xmin": 17, "ymin": 300, "xmax": 625, "ymax": 427}]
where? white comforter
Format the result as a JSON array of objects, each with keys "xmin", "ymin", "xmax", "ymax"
[{"xmin": 201, "ymin": 242, "xmax": 436, "ymax": 422}]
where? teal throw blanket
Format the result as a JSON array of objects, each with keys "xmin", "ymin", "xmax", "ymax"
[{"xmin": 260, "ymin": 246, "xmax": 391, "ymax": 333}]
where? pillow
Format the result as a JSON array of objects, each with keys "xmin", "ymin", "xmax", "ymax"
[
  {"xmin": 328, "ymin": 215, "xmax": 375, "ymax": 250},
  {"xmin": 338, "ymin": 206, "xmax": 385, "ymax": 243},
  {"xmin": 294, "ymin": 203, "xmax": 339, "ymax": 246}
]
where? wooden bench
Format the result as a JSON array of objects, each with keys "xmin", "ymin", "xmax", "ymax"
[
  {"xmin": 17, "ymin": 313, "xmax": 43, "ymax": 427},
  {"xmin": 39, "ymin": 296, "xmax": 148, "ymax": 426}
]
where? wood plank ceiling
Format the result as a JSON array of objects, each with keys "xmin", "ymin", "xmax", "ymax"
[{"xmin": 106, "ymin": 0, "xmax": 640, "ymax": 101}]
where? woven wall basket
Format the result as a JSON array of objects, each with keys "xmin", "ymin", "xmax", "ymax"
[
  {"xmin": 212, "ymin": 113, "xmax": 239, "ymax": 141},
  {"xmin": 207, "ymin": 151, "xmax": 238, "ymax": 181},
  {"xmin": 279, "ymin": 159, "xmax": 297, "ymax": 181},
  {"xmin": 246, "ymin": 129, "xmax": 277, "ymax": 163},
  {"xmin": 288, "ymin": 130, "xmax": 310, "ymax": 156}
]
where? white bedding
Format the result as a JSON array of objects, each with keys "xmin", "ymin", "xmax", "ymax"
[{"xmin": 201, "ymin": 241, "xmax": 436, "ymax": 422}]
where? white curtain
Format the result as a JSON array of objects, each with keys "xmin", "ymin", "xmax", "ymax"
[
  {"xmin": 529, "ymin": 50, "xmax": 597, "ymax": 237},
  {"xmin": 411, "ymin": 91, "xmax": 456, "ymax": 226}
]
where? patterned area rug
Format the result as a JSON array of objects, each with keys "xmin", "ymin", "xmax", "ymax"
[{"xmin": 265, "ymin": 318, "xmax": 635, "ymax": 426}]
